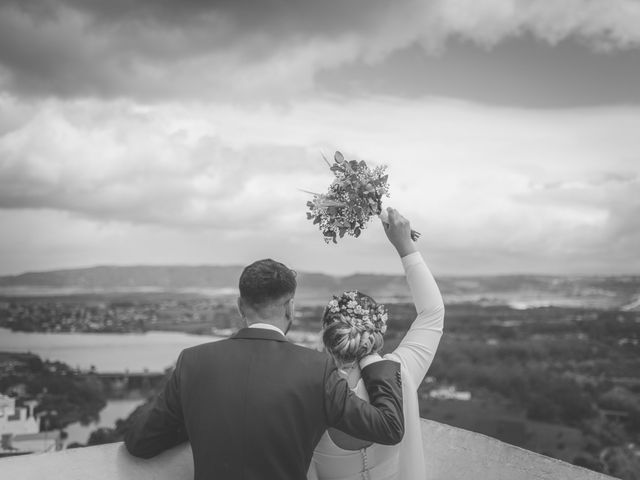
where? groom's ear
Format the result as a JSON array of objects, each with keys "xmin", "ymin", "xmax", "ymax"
[
  {"xmin": 285, "ymin": 298, "xmax": 295, "ymax": 322},
  {"xmin": 237, "ymin": 297, "xmax": 245, "ymax": 318}
]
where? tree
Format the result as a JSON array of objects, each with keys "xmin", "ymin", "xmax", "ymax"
[
  {"xmin": 87, "ymin": 427, "xmax": 119, "ymax": 446},
  {"xmin": 527, "ymin": 395, "xmax": 560, "ymax": 422},
  {"xmin": 573, "ymin": 455, "xmax": 604, "ymax": 473}
]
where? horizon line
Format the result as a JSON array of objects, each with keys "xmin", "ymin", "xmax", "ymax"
[{"xmin": 1, "ymin": 263, "xmax": 639, "ymax": 280}]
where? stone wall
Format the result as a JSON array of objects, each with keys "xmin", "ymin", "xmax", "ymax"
[{"xmin": 1, "ymin": 419, "xmax": 616, "ymax": 479}]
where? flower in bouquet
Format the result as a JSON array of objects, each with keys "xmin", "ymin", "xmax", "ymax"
[{"xmin": 305, "ymin": 151, "xmax": 390, "ymax": 243}]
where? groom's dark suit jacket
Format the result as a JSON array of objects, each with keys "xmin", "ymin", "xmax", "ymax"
[{"xmin": 125, "ymin": 327, "xmax": 404, "ymax": 480}]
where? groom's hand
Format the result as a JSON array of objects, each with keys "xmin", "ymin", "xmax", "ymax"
[{"xmin": 382, "ymin": 208, "xmax": 418, "ymax": 258}]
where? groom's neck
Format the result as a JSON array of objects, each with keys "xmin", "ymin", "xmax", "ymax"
[
  {"xmin": 247, "ymin": 318, "xmax": 290, "ymax": 333},
  {"xmin": 246, "ymin": 313, "xmax": 287, "ymax": 327},
  {"xmin": 241, "ymin": 299, "xmax": 293, "ymax": 334}
]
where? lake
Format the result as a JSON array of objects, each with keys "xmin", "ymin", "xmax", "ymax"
[
  {"xmin": 64, "ymin": 399, "xmax": 145, "ymax": 446},
  {"xmin": 0, "ymin": 327, "xmax": 222, "ymax": 372}
]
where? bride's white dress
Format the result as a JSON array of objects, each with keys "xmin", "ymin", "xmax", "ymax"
[{"xmin": 308, "ymin": 251, "xmax": 445, "ymax": 480}]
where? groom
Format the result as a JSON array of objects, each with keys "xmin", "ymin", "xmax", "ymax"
[{"xmin": 125, "ymin": 258, "xmax": 404, "ymax": 479}]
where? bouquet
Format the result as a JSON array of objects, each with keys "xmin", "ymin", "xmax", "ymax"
[{"xmin": 304, "ymin": 151, "xmax": 420, "ymax": 243}]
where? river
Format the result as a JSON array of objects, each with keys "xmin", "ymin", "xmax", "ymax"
[
  {"xmin": 63, "ymin": 399, "xmax": 145, "ymax": 446},
  {"xmin": 0, "ymin": 327, "xmax": 221, "ymax": 372}
]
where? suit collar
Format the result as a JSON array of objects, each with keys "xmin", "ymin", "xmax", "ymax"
[
  {"xmin": 231, "ymin": 327, "xmax": 289, "ymax": 342},
  {"xmin": 248, "ymin": 322, "xmax": 285, "ymax": 336}
]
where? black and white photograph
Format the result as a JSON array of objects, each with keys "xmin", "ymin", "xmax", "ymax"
[{"xmin": 0, "ymin": 1, "xmax": 639, "ymax": 479}]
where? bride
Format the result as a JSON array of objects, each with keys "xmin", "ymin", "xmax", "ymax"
[{"xmin": 308, "ymin": 208, "xmax": 445, "ymax": 480}]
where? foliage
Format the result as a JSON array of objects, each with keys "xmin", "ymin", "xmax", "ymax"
[
  {"xmin": 87, "ymin": 427, "xmax": 121, "ymax": 446},
  {"xmin": 602, "ymin": 445, "xmax": 640, "ymax": 480},
  {"xmin": 83, "ymin": 370, "xmax": 172, "ymax": 446},
  {"xmin": 573, "ymin": 455, "xmax": 605, "ymax": 473},
  {"xmin": 0, "ymin": 353, "xmax": 106, "ymax": 430}
]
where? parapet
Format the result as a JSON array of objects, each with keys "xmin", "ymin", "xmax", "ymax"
[{"xmin": 0, "ymin": 419, "xmax": 614, "ymax": 479}]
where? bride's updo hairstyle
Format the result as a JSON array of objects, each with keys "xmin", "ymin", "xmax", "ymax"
[{"xmin": 322, "ymin": 291, "xmax": 389, "ymax": 365}]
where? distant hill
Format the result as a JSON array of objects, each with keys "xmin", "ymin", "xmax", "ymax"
[
  {"xmin": 0, "ymin": 265, "xmax": 245, "ymax": 289},
  {"xmin": 0, "ymin": 266, "xmax": 639, "ymax": 310}
]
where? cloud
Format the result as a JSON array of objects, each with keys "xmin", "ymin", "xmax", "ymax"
[
  {"xmin": 2, "ymin": 2, "xmax": 638, "ymax": 276},
  {"xmin": 0, "ymin": 97, "xmax": 327, "ymax": 231},
  {"xmin": 424, "ymin": 0, "xmax": 640, "ymax": 50},
  {"xmin": 1, "ymin": 0, "xmax": 639, "ymax": 100},
  {"xmin": 1, "ymin": 93, "xmax": 639, "ymax": 274}
]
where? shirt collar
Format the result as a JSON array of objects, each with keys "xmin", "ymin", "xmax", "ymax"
[{"xmin": 248, "ymin": 322, "xmax": 285, "ymax": 336}]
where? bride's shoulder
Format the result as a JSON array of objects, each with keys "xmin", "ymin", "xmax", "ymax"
[{"xmin": 382, "ymin": 352, "xmax": 402, "ymax": 365}]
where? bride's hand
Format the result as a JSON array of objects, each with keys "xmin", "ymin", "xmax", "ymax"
[{"xmin": 381, "ymin": 208, "xmax": 418, "ymax": 257}]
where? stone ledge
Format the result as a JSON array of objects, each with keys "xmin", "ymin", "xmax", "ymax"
[
  {"xmin": 420, "ymin": 419, "xmax": 613, "ymax": 480},
  {"xmin": 1, "ymin": 419, "xmax": 615, "ymax": 479}
]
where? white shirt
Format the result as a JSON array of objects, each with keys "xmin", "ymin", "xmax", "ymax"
[{"xmin": 248, "ymin": 322, "xmax": 286, "ymax": 336}]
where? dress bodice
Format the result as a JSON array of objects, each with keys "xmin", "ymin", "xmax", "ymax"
[
  {"xmin": 312, "ymin": 378, "xmax": 399, "ymax": 480},
  {"xmin": 312, "ymin": 431, "xmax": 399, "ymax": 480}
]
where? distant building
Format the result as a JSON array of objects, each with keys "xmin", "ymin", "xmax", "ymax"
[
  {"xmin": 211, "ymin": 327, "xmax": 237, "ymax": 337},
  {"xmin": 0, "ymin": 394, "xmax": 62, "ymax": 455},
  {"xmin": 612, "ymin": 376, "xmax": 640, "ymax": 387},
  {"xmin": 0, "ymin": 395, "xmax": 39, "ymax": 436},
  {"xmin": 602, "ymin": 409, "xmax": 630, "ymax": 423},
  {"xmin": 429, "ymin": 386, "xmax": 472, "ymax": 401},
  {"xmin": 1, "ymin": 431, "xmax": 62, "ymax": 454}
]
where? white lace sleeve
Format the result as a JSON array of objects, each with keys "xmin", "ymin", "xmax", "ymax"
[{"xmin": 386, "ymin": 251, "xmax": 444, "ymax": 387}]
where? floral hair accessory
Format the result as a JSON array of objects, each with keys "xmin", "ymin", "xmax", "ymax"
[
  {"xmin": 304, "ymin": 151, "xmax": 390, "ymax": 244},
  {"xmin": 325, "ymin": 291, "xmax": 388, "ymax": 335}
]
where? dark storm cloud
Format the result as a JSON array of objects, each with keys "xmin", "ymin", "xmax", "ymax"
[
  {"xmin": 317, "ymin": 38, "xmax": 640, "ymax": 108},
  {"xmin": 1, "ymin": 0, "xmax": 640, "ymax": 101},
  {"xmin": 0, "ymin": 0, "xmax": 388, "ymax": 99}
]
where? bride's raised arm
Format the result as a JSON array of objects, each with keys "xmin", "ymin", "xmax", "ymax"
[{"xmin": 381, "ymin": 208, "xmax": 445, "ymax": 387}]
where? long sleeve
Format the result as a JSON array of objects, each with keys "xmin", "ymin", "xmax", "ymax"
[
  {"xmin": 324, "ymin": 359, "xmax": 404, "ymax": 445},
  {"xmin": 124, "ymin": 352, "xmax": 189, "ymax": 458},
  {"xmin": 307, "ymin": 460, "xmax": 319, "ymax": 480},
  {"xmin": 386, "ymin": 251, "xmax": 445, "ymax": 387}
]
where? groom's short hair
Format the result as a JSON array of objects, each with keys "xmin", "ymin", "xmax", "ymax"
[{"xmin": 239, "ymin": 259, "xmax": 297, "ymax": 309}]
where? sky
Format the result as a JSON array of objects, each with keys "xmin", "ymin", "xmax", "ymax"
[{"xmin": 0, "ymin": 0, "xmax": 639, "ymax": 277}]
